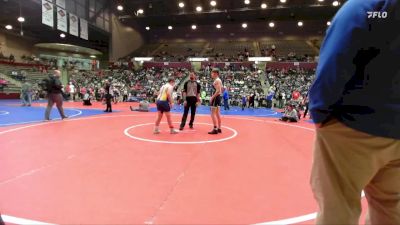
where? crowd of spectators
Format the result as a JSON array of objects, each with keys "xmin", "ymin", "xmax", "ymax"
[
  {"xmin": 265, "ymin": 67, "xmax": 316, "ymax": 109},
  {"xmin": 197, "ymin": 67, "xmax": 264, "ymax": 107},
  {"xmin": 205, "ymin": 48, "xmax": 255, "ymax": 62},
  {"xmin": 66, "ymin": 67, "xmax": 187, "ymax": 103},
  {"xmin": 1, "ymin": 50, "xmax": 316, "ymax": 120},
  {"xmin": 131, "ymin": 42, "xmax": 316, "ymax": 63}
]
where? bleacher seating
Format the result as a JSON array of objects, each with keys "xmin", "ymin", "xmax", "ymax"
[
  {"xmin": 205, "ymin": 41, "xmax": 255, "ymax": 60},
  {"xmin": 0, "ymin": 63, "xmax": 47, "ymax": 84},
  {"xmin": 132, "ymin": 43, "xmax": 161, "ymax": 57},
  {"xmin": 259, "ymin": 40, "xmax": 317, "ymax": 58},
  {"xmin": 0, "ymin": 73, "xmax": 20, "ymax": 93},
  {"xmin": 129, "ymin": 39, "xmax": 318, "ymax": 62},
  {"xmin": 153, "ymin": 42, "xmax": 206, "ymax": 61}
]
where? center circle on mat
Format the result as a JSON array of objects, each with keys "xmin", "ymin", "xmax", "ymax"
[
  {"xmin": 124, "ymin": 122, "xmax": 238, "ymax": 144},
  {"xmin": 0, "ymin": 111, "xmax": 10, "ymax": 116}
]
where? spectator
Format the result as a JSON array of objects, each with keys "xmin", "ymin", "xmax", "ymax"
[
  {"xmin": 83, "ymin": 90, "xmax": 92, "ymax": 106},
  {"xmin": 266, "ymin": 89, "xmax": 274, "ymax": 109},
  {"xmin": 241, "ymin": 95, "xmax": 247, "ymax": 111},
  {"xmin": 104, "ymin": 90, "xmax": 112, "ymax": 112},
  {"xmin": 223, "ymin": 87, "xmax": 230, "ymax": 110},
  {"xmin": 21, "ymin": 80, "xmax": 32, "ymax": 107},
  {"xmin": 280, "ymin": 104, "xmax": 298, "ymax": 122},
  {"xmin": 69, "ymin": 82, "xmax": 76, "ymax": 101},
  {"xmin": 130, "ymin": 100, "xmax": 150, "ymax": 112},
  {"xmin": 9, "ymin": 54, "xmax": 15, "ymax": 63}
]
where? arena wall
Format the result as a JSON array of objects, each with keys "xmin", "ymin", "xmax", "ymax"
[
  {"xmin": 0, "ymin": 32, "xmax": 35, "ymax": 60},
  {"xmin": 110, "ymin": 14, "xmax": 144, "ymax": 61}
]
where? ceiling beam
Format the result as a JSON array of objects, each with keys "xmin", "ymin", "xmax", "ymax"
[
  {"xmin": 89, "ymin": 0, "xmax": 111, "ymax": 23},
  {"xmin": 119, "ymin": 4, "xmax": 333, "ymax": 19}
]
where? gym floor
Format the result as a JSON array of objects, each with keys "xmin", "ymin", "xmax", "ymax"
[{"xmin": 0, "ymin": 100, "xmax": 369, "ymax": 225}]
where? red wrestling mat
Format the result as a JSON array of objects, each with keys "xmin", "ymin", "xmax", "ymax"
[{"xmin": 0, "ymin": 112, "xmax": 369, "ymax": 224}]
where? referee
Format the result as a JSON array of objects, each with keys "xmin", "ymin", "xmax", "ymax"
[{"xmin": 179, "ymin": 72, "xmax": 201, "ymax": 130}]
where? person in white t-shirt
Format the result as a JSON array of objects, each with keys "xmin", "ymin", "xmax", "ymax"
[{"xmin": 69, "ymin": 82, "xmax": 76, "ymax": 101}]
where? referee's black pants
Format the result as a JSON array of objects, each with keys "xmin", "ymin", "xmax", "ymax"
[{"xmin": 180, "ymin": 96, "xmax": 197, "ymax": 128}]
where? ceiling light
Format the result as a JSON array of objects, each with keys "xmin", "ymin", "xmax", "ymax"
[
  {"xmin": 178, "ymin": 2, "xmax": 185, "ymax": 8},
  {"xmin": 191, "ymin": 25, "xmax": 197, "ymax": 30},
  {"xmin": 261, "ymin": 3, "xmax": 267, "ymax": 9},
  {"xmin": 332, "ymin": 1, "xmax": 339, "ymax": 6},
  {"xmin": 5, "ymin": 25, "xmax": 12, "ymax": 30},
  {"xmin": 318, "ymin": 0, "xmax": 324, "ymax": 2},
  {"xmin": 242, "ymin": 23, "xmax": 248, "ymax": 28},
  {"xmin": 146, "ymin": 26, "xmax": 150, "ymax": 30},
  {"xmin": 17, "ymin": 17, "xmax": 25, "ymax": 22},
  {"xmin": 117, "ymin": 5, "xmax": 123, "ymax": 11},
  {"xmin": 210, "ymin": 1, "xmax": 217, "ymax": 7},
  {"xmin": 297, "ymin": 21, "xmax": 304, "ymax": 27},
  {"xmin": 137, "ymin": 9, "xmax": 144, "ymax": 14},
  {"xmin": 269, "ymin": 22, "xmax": 275, "ymax": 28},
  {"xmin": 60, "ymin": 33, "xmax": 66, "ymax": 38},
  {"xmin": 168, "ymin": 26, "xmax": 173, "ymax": 30},
  {"xmin": 244, "ymin": 0, "xmax": 250, "ymax": 5},
  {"xmin": 280, "ymin": 0, "xmax": 287, "ymax": 3},
  {"xmin": 90, "ymin": 55, "xmax": 96, "ymax": 58},
  {"xmin": 216, "ymin": 24, "xmax": 221, "ymax": 29},
  {"xmin": 196, "ymin": 6, "xmax": 202, "ymax": 12},
  {"xmin": 327, "ymin": 21, "xmax": 331, "ymax": 26}
]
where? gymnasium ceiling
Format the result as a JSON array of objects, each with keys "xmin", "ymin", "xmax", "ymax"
[
  {"xmin": 116, "ymin": 0, "xmax": 346, "ymax": 29},
  {"xmin": 0, "ymin": 0, "xmax": 109, "ymax": 54}
]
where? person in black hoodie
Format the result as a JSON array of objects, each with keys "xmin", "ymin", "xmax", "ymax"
[
  {"xmin": 104, "ymin": 80, "xmax": 112, "ymax": 112},
  {"xmin": 44, "ymin": 70, "xmax": 68, "ymax": 121},
  {"xmin": 104, "ymin": 90, "xmax": 112, "ymax": 112}
]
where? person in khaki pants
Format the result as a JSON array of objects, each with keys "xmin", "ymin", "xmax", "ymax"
[{"xmin": 309, "ymin": 0, "xmax": 400, "ymax": 224}]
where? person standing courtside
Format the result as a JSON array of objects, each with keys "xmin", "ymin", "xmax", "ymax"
[
  {"xmin": 154, "ymin": 77, "xmax": 178, "ymax": 134},
  {"xmin": 309, "ymin": 0, "xmax": 400, "ymax": 224},
  {"xmin": 20, "ymin": 80, "xmax": 32, "ymax": 107},
  {"xmin": 223, "ymin": 87, "xmax": 230, "ymax": 110},
  {"xmin": 103, "ymin": 80, "xmax": 112, "ymax": 112},
  {"xmin": 208, "ymin": 68, "xmax": 223, "ymax": 134},
  {"xmin": 179, "ymin": 72, "xmax": 201, "ymax": 130},
  {"xmin": 44, "ymin": 70, "xmax": 68, "ymax": 121}
]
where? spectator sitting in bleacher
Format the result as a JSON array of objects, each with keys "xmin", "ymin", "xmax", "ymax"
[
  {"xmin": 0, "ymin": 51, "xmax": 5, "ymax": 60},
  {"xmin": 9, "ymin": 54, "xmax": 15, "ymax": 63}
]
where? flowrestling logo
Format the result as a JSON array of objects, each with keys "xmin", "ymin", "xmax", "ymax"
[{"xmin": 367, "ymin": 11, "xmax": 388, "ymax": 19}]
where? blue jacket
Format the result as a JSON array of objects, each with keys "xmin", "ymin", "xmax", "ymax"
[
  {"xmin": 223, "ymin": 90, "xmax": 229, "ymax": 100},
  {"xmin": 309, "ymin": 0, "xmax": 400, "ymax": 139},
  {"xmin": 267, "ymin": 92, "xmax": 275, "ymax": 101},
  {"xmin": 242, "ymin": 96, "xmax": 247, "ymax": 104}
]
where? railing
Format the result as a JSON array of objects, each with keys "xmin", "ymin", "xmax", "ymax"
[
  {"xmin": 142, "ymin": 62, "xmax": 192, "ymax": 69},
  {"xmin": 0, "ymin": 60, "xmax": 49, "ymax": 69},
  {"xmin": 266, "ymin": 62, "xmax": 317, "ymax": 70},
  {"xmin": 201, "ymin": 61, "xmax": 255, "ymax": 70}
]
